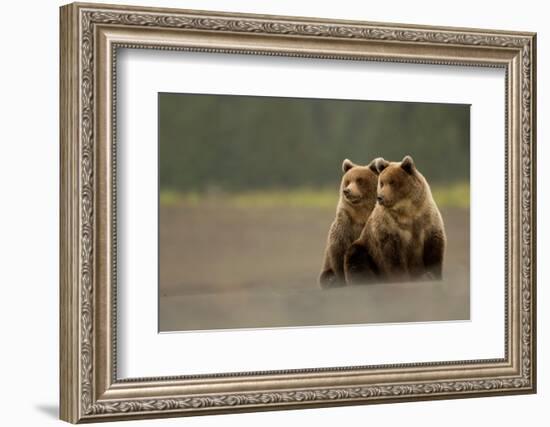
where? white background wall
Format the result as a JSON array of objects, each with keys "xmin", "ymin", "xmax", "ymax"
[{"xmin": 0, "ymin": 0, "xmax": 545, "ymax": 426}]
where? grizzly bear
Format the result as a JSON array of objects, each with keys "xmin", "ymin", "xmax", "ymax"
[
  {"xmin": 319, "ymin": 158, "xmax": 380, "ymax": 288},
  {"xmin": 344, "ymin": 155, "xmax": 446, "ymax": 284}
]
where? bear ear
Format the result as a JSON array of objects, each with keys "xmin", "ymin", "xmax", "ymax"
[
  {"xmin": 342, "ymin": 159, "xmax": 356, "ymax": 173},
  {"xmin": 367, "ymin": 159, "xmax": 378, "ymax": 174},
  {"xmin": 400, "ymin": 155, "xmax": 415, "ymax": 174},
  {"xmin": 367, "ymin": 157, "xmax": 384, "ymax": 175},
  {"xmin": 375, "ymin": 158, "xmax": 390, "ymax": 174}
]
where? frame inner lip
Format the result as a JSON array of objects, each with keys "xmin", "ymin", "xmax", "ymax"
[{"xmin": 108, "ymin": 40, "xmax": 512, "ymax": 384}]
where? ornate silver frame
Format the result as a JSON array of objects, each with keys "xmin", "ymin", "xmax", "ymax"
[{"xmin": 60, "ymin": 2, "xmax": 537, "ymax": 423}]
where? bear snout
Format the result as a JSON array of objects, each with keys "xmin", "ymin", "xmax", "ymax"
[
  {"xmin": 343, "ymin": 188, "xmax": 351, "ymax": 197},
  {"xmin": 377, "ymin": 195, "xmax": 384, "ymax": 205}
]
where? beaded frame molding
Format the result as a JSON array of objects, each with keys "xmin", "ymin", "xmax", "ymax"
[{"xmin": 60, "ymin": 2, "xmax": 537, "ymax": 423}]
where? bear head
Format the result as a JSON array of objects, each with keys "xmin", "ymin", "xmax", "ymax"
[
  {"xmin": 340, "ymin": 158, "xmax": 380, "ymax": 209},
  {"xmin": 375, "ymin": 155, "xmax": 428, "ymax": 210}
]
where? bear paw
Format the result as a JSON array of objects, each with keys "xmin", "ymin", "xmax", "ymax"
[
  {"xmin": 319, "ymin": 269, "xmax": 345, "ymax": 289},
  {"xmin": 344, "ymin": 243, "xmax": 378, "ymax": 284}
]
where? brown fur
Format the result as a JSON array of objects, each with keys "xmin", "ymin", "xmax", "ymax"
[
  {"xmin": 319, "ymin": 159, "xmax": 380, "ymax": 288},
  {"xmin": 344, "ymin": 155, "xmax": 446, "ymax": 284}
]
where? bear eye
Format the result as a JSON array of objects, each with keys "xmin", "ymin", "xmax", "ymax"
[
  {"xmin": 356, "ymin": 177, "xmax": 363, "ymax": 185},
  {"xmin": 344, "ymin": 180, "xmax": 350, "ymax": 186},
  {"xmin": 389, "ymin": 180, "xmax": 395, "ymax": 185},
  {"xmin": 380, "ymin": 182, "xmax": 384, "ymax": 188}
]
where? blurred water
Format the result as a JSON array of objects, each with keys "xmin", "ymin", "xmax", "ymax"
[{"xmin": 159, "ymin": 204, "xmax": 469, "ymax": 332}]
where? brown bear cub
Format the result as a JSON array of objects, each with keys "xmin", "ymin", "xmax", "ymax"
[
  {"xmin": 319, "ymin": 158, "xmax": 380, "ymax": 288},
  {"xmin": 344, "ymin": 155, "xmax": 446, "ymax": 284}
]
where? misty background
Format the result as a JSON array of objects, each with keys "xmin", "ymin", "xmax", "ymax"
[{"xmin": 159, "ymin": 93, "xmax": 470, "ymax": 195}]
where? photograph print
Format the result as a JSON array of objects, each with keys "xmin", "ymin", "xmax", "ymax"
[{"xmin": 158, "ymin": 93, "xmax": 470, "ymax": 332}]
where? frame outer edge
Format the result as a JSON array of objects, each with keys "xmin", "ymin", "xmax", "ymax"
[
  {"xmin": 69, "ymin": 1, "xmax": 536, "ymax": 37},
  {"xmin": 529, "ymin": 33, "xmax": 537, "ymax": 393},
  {"xmin": 60, "ymin": 3, "xmax": 80, "ymax": 424},
  {"xmin": 60, "ymin": 2, "xmax": 537, "ymax": 422}
]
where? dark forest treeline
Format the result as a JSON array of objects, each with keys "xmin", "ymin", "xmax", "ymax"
[{"xmin": 159, "ymin": 93, "xmax": 470, "ymax": 192}]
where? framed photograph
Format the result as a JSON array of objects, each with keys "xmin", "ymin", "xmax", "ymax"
[{"xmin": 60, "ymin": 2, "xmax": 537, "ymax": 423}]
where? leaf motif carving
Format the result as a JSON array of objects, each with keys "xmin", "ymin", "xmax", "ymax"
[{"xmin": 77, "ymin": 8, "xmax": 534, "ymax": 417}]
